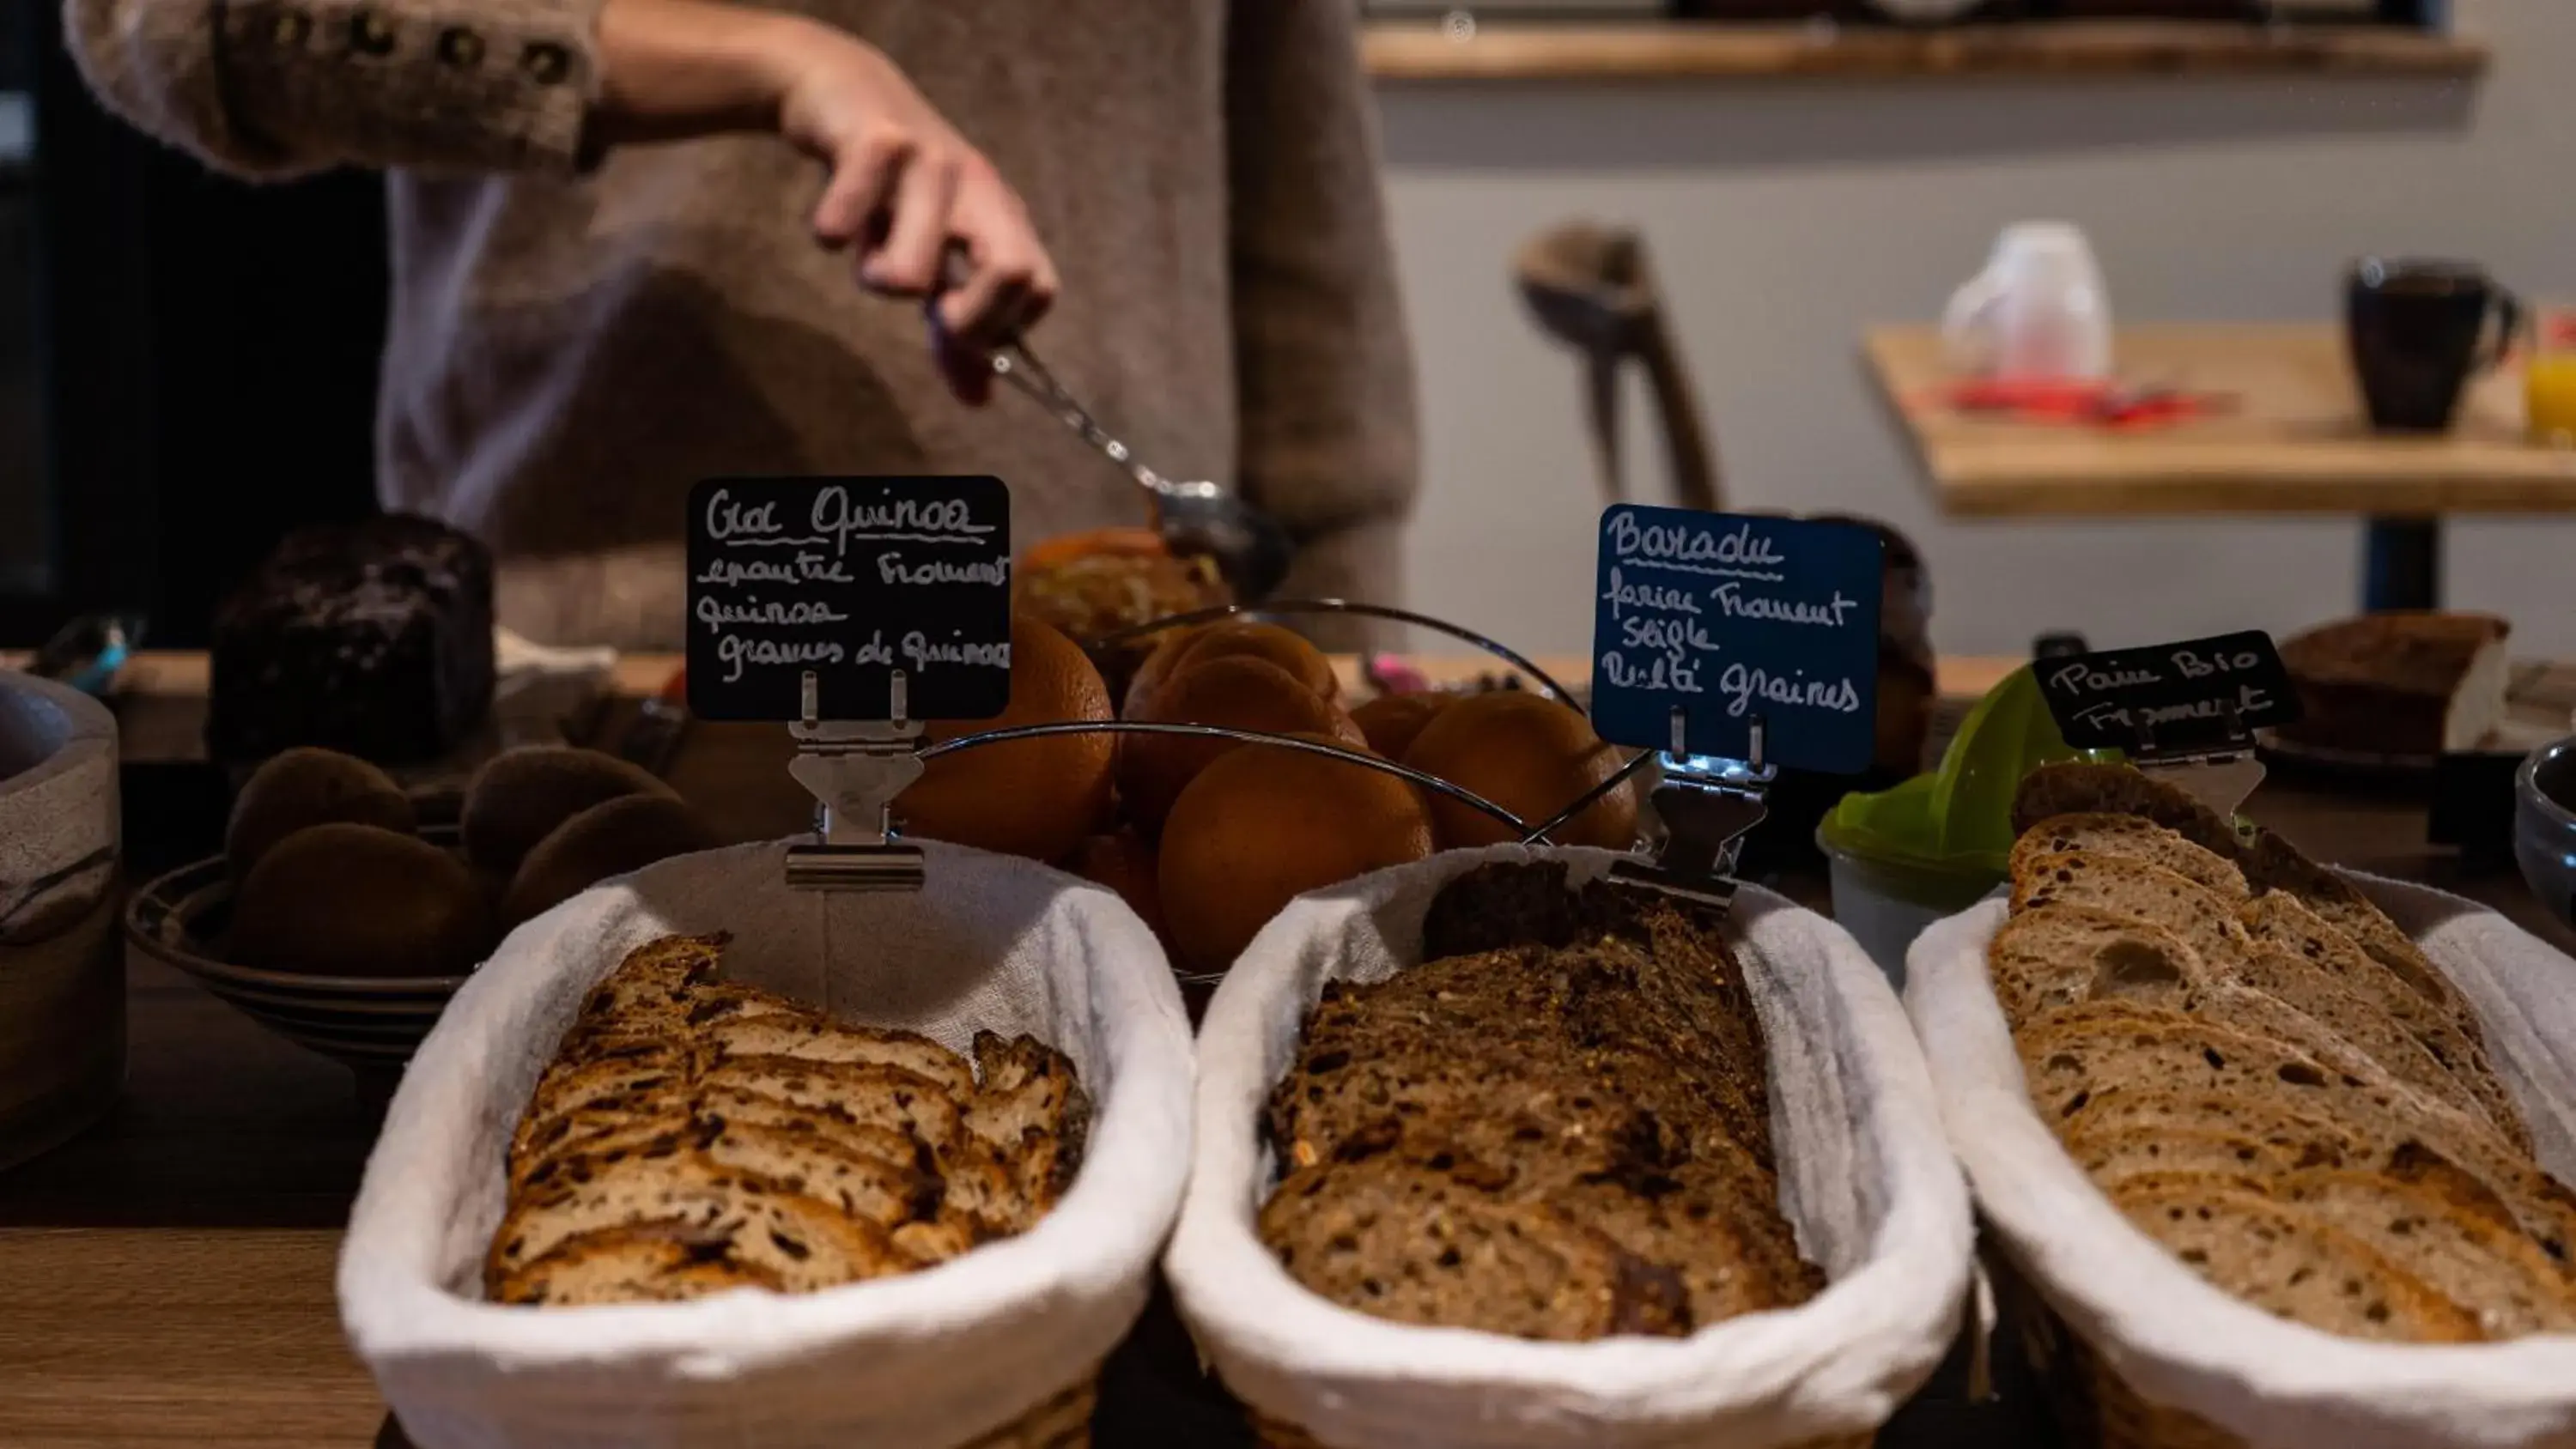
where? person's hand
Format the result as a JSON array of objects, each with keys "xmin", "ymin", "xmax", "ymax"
[
  {"xmin": 769, "ymin": 30, "xmax": 1058, "ymax": 403},
  {"xmin": 591, "ymin": 0, "xmax": 1058, "ymax": 404}
]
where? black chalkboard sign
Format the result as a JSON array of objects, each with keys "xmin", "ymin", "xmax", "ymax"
[
  {"xmin": 684, "ymin": 476, "xmax": 1013, "ymax": 724},
  {"xmin": 2033, "ymin": 630, "xmax": 2302, "ymax": 754}
]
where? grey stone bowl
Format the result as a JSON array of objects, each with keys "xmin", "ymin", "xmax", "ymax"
[
  {"xmin": 2514, "ymin": 735, "xmax": 2576, "ymax": 932},
  {"xmin": 0, "ymin": 670, "xmax": 124, "ymax": 1172}
]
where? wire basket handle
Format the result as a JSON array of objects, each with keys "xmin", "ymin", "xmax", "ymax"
[
  {"xmin": 1083, "ymin": 599, "xmax": 1583, "ymax": 712},
  {"xmin": 918, "ymin": 720, "xmax": 1539, "ymax": 838}
]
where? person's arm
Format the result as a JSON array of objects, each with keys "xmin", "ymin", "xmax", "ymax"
[
  {"xmin": 64, "ymin": 0, "xmax": 1051, "ymax": 388},
  {"xmin": 1224, "ymin": 0, "xmax": 1419, "ymax": 648}
]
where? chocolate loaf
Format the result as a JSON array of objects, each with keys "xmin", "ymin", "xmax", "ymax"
[{"xmin": 205, "ymin": 514, "xmax": 496, "ymax": 766}]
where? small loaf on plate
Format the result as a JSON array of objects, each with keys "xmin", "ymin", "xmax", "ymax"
[
  {"xmin": 1994, "ymin": 762, "xmax": 2576, "ymax": 1342},
  {"xmin": 487, "ymin": 933, "xmax": 1088, "ymax": 1307},
  {"xmin": 1259, "ymin": 862, "xmax": 1821, "ymax": 1342}
]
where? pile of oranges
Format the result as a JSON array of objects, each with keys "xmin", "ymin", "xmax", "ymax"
[{"xmin": 894, "ymin": 614, "xmax": 1637, "ymax": 976}]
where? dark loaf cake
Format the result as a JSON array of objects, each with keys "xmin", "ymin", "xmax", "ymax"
[
  {"xmin": 205, "ymin": 514, "xmax": 496, "ymax": 766},
  {"xmin": 1261, "ymin": 861, "xmax": 1820, "ymax": 1341}
]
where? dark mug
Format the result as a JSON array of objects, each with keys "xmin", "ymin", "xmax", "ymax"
[{"xmin": 2346, "ymin": 258, "xmax": 2524, "ymax": 433}]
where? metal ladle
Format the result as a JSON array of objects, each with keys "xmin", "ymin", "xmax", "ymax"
[
  {"xmin": 938, "ymin": 248, "xmax": 1294, "ymax": 601},
  {"xmin": 985, "ymin": 342, "xmax": 1293, "ymax": 603}
]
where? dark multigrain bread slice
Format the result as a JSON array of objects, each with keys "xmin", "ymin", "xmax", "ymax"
[
  {"xmin": 697, "ymin": 1017, "xmax": 978, "ymax": 1099},
  {"xmin": 2011, "ymin": 815, "xmax": 2251, "ymax": 902},
  {"xmin": 2105, "ymin": 1177, "xmax": 2483, "ymax": 1343},
  {"xmin": 1260, "ymin": 1156, "xmax": 1692, "ymax": 1341},
  {"xmin": 491, "ymin": 1225, "xmax": 787, "ymax": 1306},
  {"xmin": 1417, "ymin": 861, "xmax": 1598, "ymax": 960},
  {"xmin": 2009, "ymin": 763, "xmax": 2251, "ymax": 858}
]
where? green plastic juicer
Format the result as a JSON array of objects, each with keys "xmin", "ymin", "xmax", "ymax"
[{"xmin": 1817, "ymin": 665, "xmax": 2117, "ymax": 985}]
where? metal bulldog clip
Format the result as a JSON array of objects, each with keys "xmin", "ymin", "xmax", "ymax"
[
  {"xmin": 1609, "ymin": 708, "xmax": 1776, "ymax": 914},
  {"xmin": 783, "ymin": 668, "xmax": 929, "ymax": 893}
]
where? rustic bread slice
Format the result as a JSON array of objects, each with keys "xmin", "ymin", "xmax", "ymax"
[
  {"xmin": 1261, "ymin": 1156, "xmax": 1691, "ymax": 1340},
  {"xmin": 523, "ymin": 1048, "xmax": 696, "ymax": 1130},
  {"xmin": 2267, "ymin": 1167, "xmax": 2576, "ymax": 1337},
  {"xmin": 699, "ymin": 1017, "xmax": 977, "ymax": 1099},
  {"xmin": 491, "ymin": 1224, "xmax": 785, "ymax": 1307},
  {"xmin": 2216, "ymin": 948, "xmax": 2512, "ymax": 1143},
  {"xmin": 2062, "ymin": 1125, "xmax": 2311, "ymax": 1192},
  {"xmin": 2009, "ymin": 853, "xmax": 2260, "ymax": 976},
  {"xmin": 2009, "ymin": 762, "xmax": 2250, "ymax": 857},
  {"xmin": 2057, "ymin": 1087, "xmax": 2362, "ymax": 1173},
  {"xmin": 2012, "ymin": 815, "xmax": 2251, "ymax": 902},
  {"xmin": 713, "ymin": 1191, "xmax": 918, "ymax": 1292},
  {"xmin": 2235, "ymin": 830, "xmax": 2458, "ymax": 1009},
  {"xmin": 2241, "ymin": 892, "xmax": 2502, "ymax": 1090},
  {"xmin": 2105, "ymin": 1176, "xmax": 2483, "ymax": 1343},
  {"xmin": 513, "ymin": 1113, "xmax": 711, "ymax": 1195},
  {"xmin": 1985, "ymin": 905, "xmax": 2215, "ymax": 1027}
]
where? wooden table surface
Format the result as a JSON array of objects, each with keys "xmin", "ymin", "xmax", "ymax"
[
  {"xmin": 3, "ymin": 654, "xmax": 2568, "ymax": 1447},
  {"xmin": 1867, "ymin": 324, "xmax": 2576, "ymax": 518}
]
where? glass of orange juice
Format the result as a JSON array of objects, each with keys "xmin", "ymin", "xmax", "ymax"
[{"xmin": 2527, "ymin": 306, "xmax": 2576, "ymax": 447}]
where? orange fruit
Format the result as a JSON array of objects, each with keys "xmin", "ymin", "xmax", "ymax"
[
  {"xmin": 896, "ymin": 615, "xmax": 1114, "ymax": 864},
  {"xmin": 1068, "ymin": 830, "xmax": 1166, "ymax": 941},
  {"xmin": 1158, "ymin": 733, "xmax": 1433, "ymax": 975},
  {"xmin": 1118, "ymin": 656, "xmax": 1364, "ymax": 834},
  {"xmin": 1401, "ymin": 691, "xmax": 1638, "ymax": 852},
  {"xmin": 1023, "ymin": 527, "xmax": 1169, "ymax": 571},
  {"xmin": 1121, "ymin": 625, "xmax": 1209, "ymax": 718},
  {"xmin": 1350, "ymin": 692, "xmax": 1453, "ymax": 761}
]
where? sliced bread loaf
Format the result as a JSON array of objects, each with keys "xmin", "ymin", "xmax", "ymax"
[
  {"xmin": 2009, "ymin": 853, "xmax": 2260, "ymax": 976},
  {"xmin": 2012, "ymin": 815, "xmax": 2250, "ymax": 902},
  {"xmin": 2241, "ymin": 892, "xmax": 2501, "ymax": 1090},
  {"xmin": 2215, "ymin": 948, "xmax": 2515, "ymax": 1144},
  {"xmin": 2268, "ymin": 1167, "xmax": 2576, "ymax": 1337},
  {"xmin": 2009, "ymin": 763, "xmax": 2250, "ymax": 857},
  {"xmin": 2234, "ymin": 831, "xmax": 2458, "ymax": 1009},
  {"xmin": 491, "ymin": 1224, "xmax": 786, "ymax": 1307},
  {"xmin": 2105, "ymin": 1176, "xmax": 2482, "ymax": 1343},
  {"xmin": 697, "ymin": 1017, "xmax": 978, "ymax": 1099},
  {"xmin": 1986, "ymin": 905, "xmax": 2215, "ymax": 1027}
]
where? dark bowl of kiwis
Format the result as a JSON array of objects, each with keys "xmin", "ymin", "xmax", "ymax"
[{"xmin": 126, "ymin": 744, "xmax": 720, "ymax": 1104}]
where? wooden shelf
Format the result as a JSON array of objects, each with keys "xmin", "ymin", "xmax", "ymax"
[{"xmin": 1361, "ymin": 20, "xmax": 2488, "ymax": 82}]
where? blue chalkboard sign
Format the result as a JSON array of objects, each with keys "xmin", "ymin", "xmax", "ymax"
[
  {"xmin": 684, "ymin": 476, "xmax": 1014, "ymax": 724},
  {"xmin": 1591, "ymin": 506, "xmax": 1883, "ymax": 774}
]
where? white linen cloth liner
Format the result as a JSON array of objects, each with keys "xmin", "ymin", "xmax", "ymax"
[
  {"xmin": 1906, "ymin": 872, "xmax": 2576, "ymax": 1449},
  {"xmin": 337, "ymin": 839, "xmax": 1195, "ymax": 1449},
  {"xmin": 1168, "ymin": 844, "xmax": 1977, "ymax": 1449}
]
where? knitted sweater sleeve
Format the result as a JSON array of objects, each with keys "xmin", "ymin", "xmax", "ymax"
[
  {"xmin": 64, "ymin": 0, "xmax": 604, "ymax": 179},
  {"xmin": 1224, "ymin": 0, "xmax": 1420, "ymax": 625}
]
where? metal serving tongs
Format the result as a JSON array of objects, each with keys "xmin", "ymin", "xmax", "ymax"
[{"xmin": 939, "ymin": 249, "xmax": 1294, "ymax": 601}]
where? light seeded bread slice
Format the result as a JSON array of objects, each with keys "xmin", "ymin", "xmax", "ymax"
[
  {"xmin": 2105, "ymin": 1177, "xmax": 2483, "ymax": 1343},
  {"xmin": 967, "ymin": 1033, "xmax": 1090, "ymax": 1209},
  {"xmin": 2267, "ymin": 1167, "xmax": 2576, "ymax": 1338},
  {"xmin": 698, "ymin": 1120, "xmax": 941, "ymax": 1230},
  {"xmin": 699, "ymin": 1017, "xmax": 977, "ymax": 1099},
  {"xmin": 2012, "ymin": 815, "xmax": 2251, "ymax": 902},
  {"xmin": 510, "ymin": 1085, "xmax": 693, "ymax": 1172},
  {"xmin": 2009, "ymin": 853, "xmax": 2261, "ymax": 976},
  {"xmin": 2063, "ymin": 1125, "xmax": 2310, "ymax": 1192},
  {"xmin": 2010, "ymin": 763, "xmax": 2251, "ymax": 858},
  {"xmin": 1985, "ymin": 906, "xmax": 2215, "ymax": 1027},
  {"xmin": 524, "ymin": 1048, "xmax": 696, "ymax": 1130},
  {"xmin": 1261, "ymin": 1157, "xmax": 1690, "ymax": 1341},
  {"xmin": 2057, "ymin": 1087, "xmax": 2363, "ymax": 1173},
  {"xmin": 713, "ymin": 1191, "xmax": 918, "ymax": 1292},
  {"xmin": 573, "ymin": 933, "xmax": 731, "ymax": 1028},
  {"xmin": 492, "ymin": 1225, "xmax": 786, "ymax": 1307},
  {"xmin": 699, "ymin": 1057, "xmax": 967, "ymax": 1155},
  {"xmin": 2217, "ymin": 947, "xmax": 2515, "ymax": 1144},
  {"xmin": 2241, "ymin": 892, "xmax": 2502, "ymax": 1092},
  {"xmin": 489, "ymin": 1149, "xmax": 775, "ymax": 1283},
  {"xmin": 513, "ymin": 1113, "xmax": 710, "ymax": 1195}
]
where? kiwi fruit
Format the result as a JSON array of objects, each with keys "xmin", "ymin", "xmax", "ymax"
[
  {"xmin": 228, "ymin": 822, "xmax": 494, "ymax": 979},
  {"xmin": 460, "ymin": 745, "xmax": 676, "ymax": 877},
  {"xmin": 226, "ymin": 748, "xmax": 416, "ymax": 879},
  {"xmin": 501, "ymin": 793, "xmax": 721, "ymax": 929}
]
